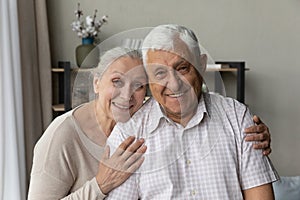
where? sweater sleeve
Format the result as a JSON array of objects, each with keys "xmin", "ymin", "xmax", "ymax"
[
  {"xmin": 61, "ymin": 177, "xmax": 106, "ymax": 200},
  {"xmin": 28, "ymin": 173, "xmax": 106, "ymax": 200},
  {"xmin": 27, "ymin": 113, "xmax": 107, "ymax": 200}
]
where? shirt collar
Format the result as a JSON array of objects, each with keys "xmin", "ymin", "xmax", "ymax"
[
  {"xmin": 186, "ymin": 92, "xmax": 211, "ymax": 128},
  {"xmin": 146, "ymin": 99, "xmax": 167, "ymax": 134},
  {"xmin": 200, "ymin": 92, "xmax": 212, "ymax": 118},
  {"xmin": 148, "ymin": 92, "xmax": 212, "ymax": 132}
]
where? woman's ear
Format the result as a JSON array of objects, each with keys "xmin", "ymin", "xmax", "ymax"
[
  {"xmin": 200, "ymin": 54, "xmax": 207, "ymax": 72},
  {"xmin": 93, "ymin": 76, "xmax": 100, "ymax": 94}
]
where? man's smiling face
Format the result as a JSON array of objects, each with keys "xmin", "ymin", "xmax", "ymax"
[{"xmin": 146, "ymin": 50, "xmax": 203, "ymax": 124}]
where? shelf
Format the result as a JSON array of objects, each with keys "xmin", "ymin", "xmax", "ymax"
[
  {"xmin": 52, "ymin": 104, "xmax": 65, "ymax": 112},
  {"xmin": 52, "ymin": 63, "xmax": 95, "ymax": 119},
  {"xmin": 212, "ymin": 61, "xmax": 247, "ymax": 103},
  {"xmin": 72, "ymin": 68, "xmax": 94, "ymax": 72},
  {"xmin": 51, "ymin": 68, "xmax": 65, "ymax": 72},
  {"xmin": 52, "ymin": 67, "xmax": 94, "ymax": 72},
  {"xmin": 51, "ymin": 62, "xmax": 71, "ymax": 118},
  {"xmin": 207, "ymin": 68, "xmax": 249, "ymax": 72}
]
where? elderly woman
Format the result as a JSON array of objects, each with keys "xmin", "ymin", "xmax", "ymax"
[{"xmin": 28, "ymin": 47, "xmax": 272, "ymax": 200}]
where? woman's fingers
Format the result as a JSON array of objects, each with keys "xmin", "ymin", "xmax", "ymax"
[
  {"xmin": 245, "ymin": 124, "xmax": 270, "ymax": 143},
  {"xmin": 263, "ymin": 148, "xmax": 272, "ymax": 156},
  {"xmin": 245, "ymin": 131, "xmax": 268, "ymax": 141},
  {"xmin": 114, "ymin": 136, "xmax": 136, "ymax": 156},
  {"xmin": 244, "ymin": 115, "xmax": 270, "ymax": 142},
  {"xmin": 252, "ymin": 140, "xmax": 269, "ymax": 149},
  {"xmin": 96, "ymin": 137, "xmax": 147, "ymax": 194},
  {"xmin": 244, "ymin": 115, "xmax": 272, "ymax": 155},
  {"xmin": 101, "ymin": 146, "xmax": 110, "ymax": 161},
  {"xmin": 244, "ymin": 124, "xmax": 266, "ymax": 134},
  {"xmin": 124, "ymin": 145, "xmax": 147, "ymax": 168},
  {"xmin": 127, "ymin": 156, "xmax": 145, "ymax": 174},
  {"xmin": 108, "ymin": 137, "xmax": 147, "ymax": 171},
  {"xmin": 252, "ymin": 115, "xmax": 261, "ymax": 124},
  {"xmin": 121, "ymin": 138, "xmax": 145, "ymax": 160}
]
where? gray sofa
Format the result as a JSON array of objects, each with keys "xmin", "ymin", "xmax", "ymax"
[{"xmin": 273, "ymin": 176, "xmax": 300, "ymax": 200}]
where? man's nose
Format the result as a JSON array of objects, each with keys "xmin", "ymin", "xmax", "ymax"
[{"xmin": 166, "ymin": 70, "xmax": 182, "ymax": 92}]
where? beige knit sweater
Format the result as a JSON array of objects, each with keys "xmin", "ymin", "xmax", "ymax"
[{"xmin": 28, "ymin": 109, "xmax": 106, "ymax": 200}]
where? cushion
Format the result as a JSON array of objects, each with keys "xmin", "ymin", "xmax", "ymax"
[{"xmin": 273, "ymin": 176, "xmax": 300, "ymax": 200}]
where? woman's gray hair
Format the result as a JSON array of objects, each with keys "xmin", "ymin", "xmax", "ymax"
[
  {"xmin": 142, "ymin": 24, "xmax": 203, "ymax": 72},
  {"xmin": 94, "ymin": 47, "xmax": 142, "ymax": 79}
]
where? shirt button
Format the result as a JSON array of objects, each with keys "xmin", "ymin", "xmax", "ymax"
[
  {"xmin": 186, "ymin": 159, "xmax": 191, "ymax": 165},
  {"xmin": 191, "ymin": 190, "xmax": 197, "ymax": 196}
]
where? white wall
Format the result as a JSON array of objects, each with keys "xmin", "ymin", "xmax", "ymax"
[{"xmin": 47, "ymin": 0, "xmax": 300, "ymax": 176}]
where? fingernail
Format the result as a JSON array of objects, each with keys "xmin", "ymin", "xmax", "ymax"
[{"xmin": 139, "ymin": 138, "xmax": 145, "ymax": 142}]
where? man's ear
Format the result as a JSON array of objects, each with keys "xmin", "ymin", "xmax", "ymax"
[
  {"xmin": 93, "ymin": 76, "xmax": 100, "ymax": 94},
  {"xmin": 200, "ymin": 54, "xmax": 207, "ymax": 72}
]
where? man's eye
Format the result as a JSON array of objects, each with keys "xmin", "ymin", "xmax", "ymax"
[
  {"xmin": 177, "ymin": 65, "xmax": 190, "ymax": 74},
  {"xmin": 112, "ymin": 79, "xmax": 124, "ymax": 88}
]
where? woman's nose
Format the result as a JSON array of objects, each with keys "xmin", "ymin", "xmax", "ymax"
[{"xmin": 119, "ymin": 84, "xmax": 133, "ymax": 101}]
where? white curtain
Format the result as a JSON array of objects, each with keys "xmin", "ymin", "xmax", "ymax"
[{"xmin": 0, "ymin": 0, "xmax": 26, "ymax": 199}]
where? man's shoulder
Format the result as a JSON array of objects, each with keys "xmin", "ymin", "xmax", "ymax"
[
  {"xmin": 207, "ymin": 93, "xmax": 252, "ymax": 132},
  {"xmin": 208, "ymin": 92, "xmax": 247, "ymax": 111}
]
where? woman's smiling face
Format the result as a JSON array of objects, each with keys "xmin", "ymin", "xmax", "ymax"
[{"xmin": 94, "ymin": 56, "xmax": 147, "ymax": 122}]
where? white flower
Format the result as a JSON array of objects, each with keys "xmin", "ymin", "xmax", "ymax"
[
  {"xmin": 85, "ymin": 16, "xmax": 94, "ymax": 26},
  {"xmin": 71, "ymin": 3, "xmax": 108, "ymax": 39},
  {"xmin": 101, "ymin": 15, "xmax": 108, "ymax": 23}
]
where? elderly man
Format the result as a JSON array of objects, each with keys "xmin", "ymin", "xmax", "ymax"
[{"xmin": 106, "ymin": 24, "xmax": 278, "ymax": 199}]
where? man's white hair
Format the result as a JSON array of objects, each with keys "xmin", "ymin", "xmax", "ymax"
[{"xmin": 142, "ymin": 24, "xmax": 203, "ymax": 72}]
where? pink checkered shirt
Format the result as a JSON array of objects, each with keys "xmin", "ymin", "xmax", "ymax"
[{"xmin": 106, "ymin": 93, "xmax": 278, "ymax": 199}]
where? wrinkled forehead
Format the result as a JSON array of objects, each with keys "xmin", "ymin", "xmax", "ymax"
[
  {"xmin": 146, "ymin": 41, "xmax": 193, "ymax": 65},
  {"xmin": 145, "ymin": 49, "xmax": 191, "ymax": 69},
  {"xmin": 142, "ymin": 26, "xmax": 201, "ymax": 71}
]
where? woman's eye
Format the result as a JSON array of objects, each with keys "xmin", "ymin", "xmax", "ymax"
[
  {"xmin": 112, "ymin": 79, "xmax": 124, "ymax": 88},
  {"xmin": 132, "ymin": 82, "xmax": 144, "ymax": 90},
  {"xmin": 155, "ymin": 70, "xmax": 167, "ymax": 79}
]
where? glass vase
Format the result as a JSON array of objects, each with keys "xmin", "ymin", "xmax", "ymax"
[{"xmin": 75, "ymin": 37, "xmax": 99, "ymax": 68}]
